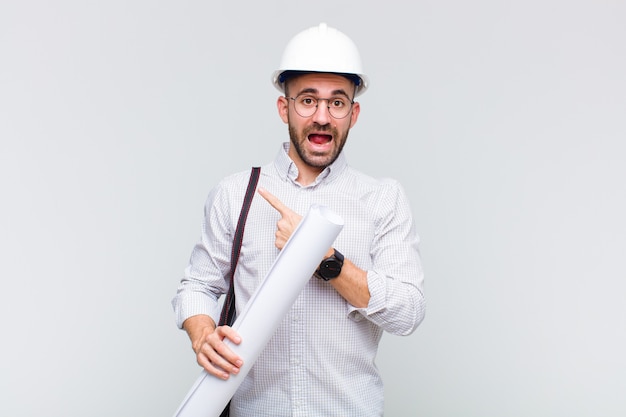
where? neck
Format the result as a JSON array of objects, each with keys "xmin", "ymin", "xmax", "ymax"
[{"xmin": 288, "ymin": 147, "xmax": 323, "ymax": 186}]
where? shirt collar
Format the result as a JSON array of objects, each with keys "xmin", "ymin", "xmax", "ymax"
[{"xmin": 274, "ymin": 142, "xmax": 347, "ymax": 187}]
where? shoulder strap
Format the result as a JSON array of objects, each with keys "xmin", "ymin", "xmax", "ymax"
[{"xmin": 218, "ymin": 167, "xmax": 261, "ymax": 326}]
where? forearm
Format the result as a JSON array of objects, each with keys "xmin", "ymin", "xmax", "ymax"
[
  {"xmin": 329, "ymin": 256, "xmax": 370, "ymax": 308},
  {"xmin": 182, "ymin": 314, "xmax": 216, "ymax": 346}
]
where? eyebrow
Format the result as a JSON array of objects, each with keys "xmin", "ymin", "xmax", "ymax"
[{"xmin": 296, "ymin": 87, "xmax": 352, "ymax": 99}]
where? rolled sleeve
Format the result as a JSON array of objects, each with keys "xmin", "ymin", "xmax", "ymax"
[{"xmin": 347, "ymin": 270, "xmax": 425, "ymax": 336}]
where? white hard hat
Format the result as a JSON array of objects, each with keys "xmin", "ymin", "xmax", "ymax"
[{"xmin": 271, "ymin": 23, "xmax": 369, "ymax": 96}]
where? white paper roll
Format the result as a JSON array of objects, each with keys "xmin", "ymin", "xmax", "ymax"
[{"xmin": 173, "ymin": 204, "xmax": 344, "ymax": 417}]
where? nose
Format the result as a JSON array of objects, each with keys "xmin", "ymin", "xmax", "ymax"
[{"xmin": 312, "ymin": 99, "xmax": 332, "ymax": 125}]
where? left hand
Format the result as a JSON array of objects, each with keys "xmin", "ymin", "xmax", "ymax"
[{"xmin": 258, "ymin": 187, "xmax": 302, "ymax": 250}]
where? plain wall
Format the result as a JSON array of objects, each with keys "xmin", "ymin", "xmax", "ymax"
[{"xmin": 1, "ymin": 1, "xmax": 624, "ymax": 416}]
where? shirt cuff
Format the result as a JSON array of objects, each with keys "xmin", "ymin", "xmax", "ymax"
[{"xmin": 174, "ymin": 293, "xmax": 220, "ymax": 329}]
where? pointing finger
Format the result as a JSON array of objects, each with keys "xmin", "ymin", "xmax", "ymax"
[{"xmin": 258, "ymin": 187, "xmax": 289, "ymax": 215}]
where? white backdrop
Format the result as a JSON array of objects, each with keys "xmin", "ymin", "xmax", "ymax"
[{"xmin": 1, "ymin": 1, "xmax": 625, "ymax": 416}]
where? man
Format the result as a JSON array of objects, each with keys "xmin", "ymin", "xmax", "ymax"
[{"xmin": 172, "ymin": 23, "xmax": 425, "ymax": 416}]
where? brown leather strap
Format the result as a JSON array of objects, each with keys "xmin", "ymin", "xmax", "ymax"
[{"xmin": 218, "ymin": 166, "xmax": 261, "ymax": 327}]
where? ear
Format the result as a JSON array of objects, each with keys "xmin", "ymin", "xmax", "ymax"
[
  {"xmin": 277, "ymin": 96, "xmax": 289, "ymax": 124},
  {"xmin": 349, "ymin": 101, "xmax": 360, "ymax": 128}
]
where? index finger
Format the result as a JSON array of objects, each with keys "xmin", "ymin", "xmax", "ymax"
[{"xmin": 257, "ymin": 187, "xmax": 289, "ymax": 215}]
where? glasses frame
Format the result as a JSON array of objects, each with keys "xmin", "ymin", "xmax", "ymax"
[{"xmin": 287, "ymin": 94, "xmax": 355, "ymax": 119}]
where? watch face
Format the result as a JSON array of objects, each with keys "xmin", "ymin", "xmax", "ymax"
[
  {"xmin": 320, "ymin": 259, "xmax": 342, "ymax": 279},
  {"xmin": 316, "ymin": 249, "xmax": 344, "ymax": 281}
]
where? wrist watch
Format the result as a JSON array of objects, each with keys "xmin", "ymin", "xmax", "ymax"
[{"xmin": 314, "ymin": 248, "xmax": 344, "ymax": 281}]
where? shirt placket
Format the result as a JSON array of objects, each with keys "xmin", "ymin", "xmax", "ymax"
[
  {"xmin": 290, "ymin": 298, "xmax": 308, "ymax": 416},
  {"xmin": 290, "ymin": 186, "xmax": 313, "ymax": 416}
]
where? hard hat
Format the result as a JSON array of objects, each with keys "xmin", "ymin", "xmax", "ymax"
[{"xmin": 271, "ymin": 23, "xmax": 369, "ymax": 96}]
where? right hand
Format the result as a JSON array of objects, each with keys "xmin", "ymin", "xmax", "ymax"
[
  {"xmin": 257, "ymin": 187, "xmax": 302, "ymax": 250},
  {"xmin": 185, "ymin": 316, "xmax": 244, "ymax": 380}
]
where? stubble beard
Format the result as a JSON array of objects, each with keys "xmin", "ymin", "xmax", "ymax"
[{"xmin": 288, "ymin": 122, "xmax": 349, "ymax": 169}]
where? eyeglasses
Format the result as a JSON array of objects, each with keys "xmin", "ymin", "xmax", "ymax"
[{"xmin": 288, "ymin": 94, "xmax": 354, "ymax": 119}]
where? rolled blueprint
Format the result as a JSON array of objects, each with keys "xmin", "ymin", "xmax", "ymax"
[{"xmin": 173, "ymin": 204, "xmax": 344, "ymax": 417}]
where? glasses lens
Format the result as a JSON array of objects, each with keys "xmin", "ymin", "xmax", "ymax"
[
  {"xmin": 327, "ymin": 98, "xmax": 350, "ymax": 118},
  {"xmin": 294, "ymin": 95, "xmax": 317, "ymax": 117}
]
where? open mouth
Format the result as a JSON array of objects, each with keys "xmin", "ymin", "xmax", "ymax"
[{"xmin": 308, "ymin": 134, "xmax": 332, "ymax": 145}]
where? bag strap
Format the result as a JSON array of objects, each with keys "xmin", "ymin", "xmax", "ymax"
[{"xmin": 218, "ymin": 166, "xmax": 261, "ymax": 326}]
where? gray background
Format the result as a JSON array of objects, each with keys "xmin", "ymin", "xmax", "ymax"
[{"xmin": 1, "ymin": 1, "xmax": 625, "ymax": 416}]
